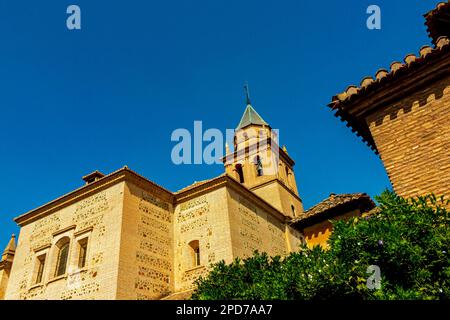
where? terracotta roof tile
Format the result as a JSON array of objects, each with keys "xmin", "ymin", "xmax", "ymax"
[
  {"xmin": 328, "ymin": 36, "xmax": 450, "ymax": 153},
  {"xmin": 425, "ymin": 1, "xmax": 450, "ymax": 45},
  {"xmin": 292, "ymin": 193, "xmax": 375, "ymax": 226},
  {"xmin": 330, "ymin": 37, "xmax": 449, "ymax": 109},
  {"xmin": 175, "ymin": 173, "xmax": 226, "ymax": 194}
]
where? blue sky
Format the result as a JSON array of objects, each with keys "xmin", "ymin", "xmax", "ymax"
[{"xmin": 0, "ymin": 1, "xmax": 438, "ymax": 250}]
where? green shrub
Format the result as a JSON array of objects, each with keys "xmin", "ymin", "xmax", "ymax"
[{"xmin": 192, "ymin": 191, "xmax": 449, "ymax": 300}]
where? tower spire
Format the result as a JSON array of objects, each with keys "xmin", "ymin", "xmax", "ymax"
[
  {"xmin": 236, "ymin": 83, "xmax": 268, "ymax": 130},
  {"xmin": 244, "ymin": 81, "xmax": 251, "ymax": 105},
  {"xmin": 1, "ymin": 234, "xmax": 15, "ymax": 262}
]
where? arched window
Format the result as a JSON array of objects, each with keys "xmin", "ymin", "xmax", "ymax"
[
  {"xmin": 235, "ymin": 164, "xmax": 245, "ymax": 183},
  {"xmin": 188, "ymin": 240, "xmax": 200, "ymax": 268},
  {"xmin": 54, "ymin": 237, "xmax": 70, "ymax": 277},
  {"xmin": 291, "ymin": 205, "xmax": 296, "ymax": 217},
  {"xmin": 255, "ymin": 156, "xmax": 263, "ymax": 177}
]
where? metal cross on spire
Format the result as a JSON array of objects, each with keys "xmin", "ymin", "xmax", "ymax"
[{"xmin": 244, "ymin": 81, "xmax": 251, "ymax": 105}]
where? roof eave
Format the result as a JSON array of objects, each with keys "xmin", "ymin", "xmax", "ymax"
[
  {"xmin": 328, "ymin": 40, "xmax": 450, "ymax": 154},
  {"xmin": 291, "ymin": 196, "xmax": 375, "ymax": 228},
  {"xmin": 14, "ymin": 167, "xmax": 174, "ymax": 226}
]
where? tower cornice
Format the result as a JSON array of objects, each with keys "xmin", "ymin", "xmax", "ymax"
[{"xmin": 222, "ymin": 137, "xmax": 295, "ymax": 167}]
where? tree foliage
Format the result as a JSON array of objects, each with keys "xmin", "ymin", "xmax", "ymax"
[{"xmin": 192, "ymin": 191, "xmax": 450, "ymax": 300}]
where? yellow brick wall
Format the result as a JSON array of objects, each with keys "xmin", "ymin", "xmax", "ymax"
[
  {"xmin": 276, "ymin": 182, "xmax": 304, "ymax": 218},
  {"xmin": 4, "ymin": 182, "xmax": 125, "ymax": 300},
  {"xmin": 117, "ymin": 181, "xmax": 174, "ymax": 300},
  {"xmin": 227, "ymin": 188, "xmax": 291, "ymax": 259},
  {"xmin": 251, "ymin": 181, "xmax": 303, "ymax": 219},
  {"xmin": 366, "ymin": 77, "xmax": 450, "ymax": 200},
  {"xmin": 286, "ymin": 225, "xmax": 305, "ymax": 252},
  {"xmin": 173, "ymin": 187, "xmax": 234, "ymax": 292},
  {"xmin": 251, "ymin": 182, "xmax": 284, "ymax": 213}
]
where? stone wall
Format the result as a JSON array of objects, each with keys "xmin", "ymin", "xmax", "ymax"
[
  {"xmin": 117, "ymin": 182, "xmax": 174, "ymax": 300},
  {"xmin": 4, "ymin": 183, "xmax": 125, "ymax": 300},
  {"xmin": 4, "ymin": 174, "xmax": 306, "ymax": 300},
  {"xmin": 227, "ymin": 188, "xmax": 290, "ymax": 259},
  {"xmin": 173, "ymin": 187, "xmax": 234, "ymax": 292},
  {"xmin": 253, "ymin": 181, "xmax": 303, "ymax": 219}
]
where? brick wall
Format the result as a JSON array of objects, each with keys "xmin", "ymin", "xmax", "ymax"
[{"xmin": 366, "ymin": 76, "xmax": 450, "ymax": 200}]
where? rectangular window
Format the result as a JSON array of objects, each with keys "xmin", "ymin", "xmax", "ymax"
[
  {"xmin": 194, "ymin": 247, "xmax": 200, "ymax": 267},
  {"xmin": 78, "ymin": 238, "xmax": 88, "ymax": 268},
  {"xmin": 35, "ymin": 254, "xmax": 46, "ymax": 284}
]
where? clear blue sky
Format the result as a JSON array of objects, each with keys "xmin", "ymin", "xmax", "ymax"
[{"xmin": 0, "ymin": 1, "xmax": 438, "ymax": 250}]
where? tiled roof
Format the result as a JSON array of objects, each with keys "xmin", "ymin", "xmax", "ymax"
[
  {"xmin": 292, "ymin": 193, "xmax": 375, "ymax": 226},
  {"xmin": 328, "ymin": 36, "xmax": 450, "ymax": 153},
  {"xmin": 14, "ymin": 164, "xmax": 290, "ymax": 226},
  {"xmin": 236, "ymin": 104, "xmax": 268, "ymax": 129},
  {"xmin": 175, "ymin": 173, "xmax": 226, "ymax": 194},
  {"xmin": 425, "ymin": 1, "xmax": 450, "ymax": 45},
  {"xmin": 362, "ymin": 206, "xmax": 381, "ymax": 218}
]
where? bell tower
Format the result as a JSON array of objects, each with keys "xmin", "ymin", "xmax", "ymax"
[{"xmin": 223, "ymin": 85, "xmax": 304, "ymax": 219}]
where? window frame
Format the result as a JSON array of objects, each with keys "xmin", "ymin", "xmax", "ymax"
[
  {"xmin": 52, "ymin": 236, "xmax": 71, "ymax": 278},
  {"xmin": 188, "ymin": 240, "xmax": 201, "ymax": 268},
  {"xmin": 77, "ymin": 237, "xmax": 89, "ymax": 269},
  {"xmin": 32, "ymin": 251, "xmax": 48, "ymax": 285}
]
